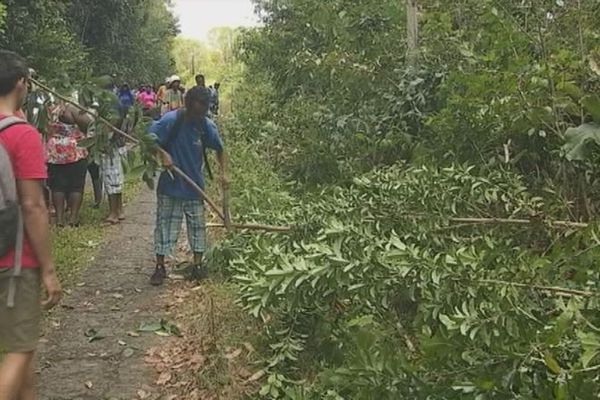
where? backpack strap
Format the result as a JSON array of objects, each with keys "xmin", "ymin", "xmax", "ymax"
[
  {"xmin": 6, "ymin": 211, "xmax": 23, "ymax": 308},
  {"xmin": 161, "ymin": 110, "xmax": 213, "ymax": 180},
  {"xmin": 0, "ymin": 116, "xmax": 27, "ymax": 134},
  {"xmin": 0, "ymin": 116, "xmax": 27, "ymax": 308}
]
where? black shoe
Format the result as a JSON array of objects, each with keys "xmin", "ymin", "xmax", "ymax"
[
  {"xmin": 186, "ymin": 265, "xmax": 208, "ymax": 282},
  {"xmin": 150, "ymin": 265, "xmax": 167, "ymax": 286}
]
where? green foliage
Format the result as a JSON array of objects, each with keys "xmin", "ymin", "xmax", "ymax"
[
  {"xmin": 1, "ymin": 0, "xmax": 177, "ymax": 85},
  {"xmin": 0, "ymin": 2, "xmax": 6, "ymax": 33},
  {"xmin": 1, "ymin": 0, "xmax": 89, "ymax": 83},
  {"xmin": 68, "ymin": 0, "xmax": 178, "ymax": 84},
  {"xmin": 563, "ymin": 124, "xmax": 600, "ymax": 162},
  {"xmin": 211, "ymin": 159, "xmax": 600, "ymax": 398}
]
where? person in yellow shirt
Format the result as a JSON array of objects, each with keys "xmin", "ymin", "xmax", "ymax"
[{"xmin": 157, "ymin": 77, "xmax": 170, "ymax": 116}]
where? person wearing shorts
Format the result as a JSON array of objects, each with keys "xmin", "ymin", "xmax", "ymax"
[
  {"xmin": 46, "ymin": 104, "xmax": 90, "ymax": 227},
  {"xmin": 149, "ymin": 87, "xmax": 229, "ymax": 286},
  {"xmin": 0, "ymin": 50, "xmax": 61, "ymax": 400},
  {"xmin": 101, "ymin": 145, "xmax": 126, "ymax": 224}
]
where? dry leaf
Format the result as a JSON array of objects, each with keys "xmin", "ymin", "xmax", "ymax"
[
  {"xmin": 84, "ymin": 381, "xmax": 93, "ymax": 389},
  {"xmin": 137, "ymin": 389, "xmax": 150, "ymax": 399},
  {"xmin": 243, "ymin": 342, "xmax": 256, "ymax": 354},
  {"xmin": 156, "ymin": 371, "xmax": 172, "ymax": 386},
  {"xmin": 127, "ymin": 331, "xmax": 140, "ymax": 337},
  {"xmin": 247, "ymin": 369, "xmax": 266, "ymax": 382},
  {"xmin": 225, "ymin": 348, "xmax": 242, "ymax": 360}
]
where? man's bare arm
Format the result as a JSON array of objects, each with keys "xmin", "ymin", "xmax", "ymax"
[{"xmin": 17, "ymin": 179, "xmax": 61, "ymax": 308}]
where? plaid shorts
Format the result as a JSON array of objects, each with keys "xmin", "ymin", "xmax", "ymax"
[
  {"xmin": 100, "ymin": 149, "xmax": 124, "ymax": 195},
  {"xmin": 154, "ymin": 194, "xmax": 206, "ymax": 256}
]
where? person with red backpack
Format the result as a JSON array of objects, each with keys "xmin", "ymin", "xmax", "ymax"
[{"xmin": 0, "ymin": 50, "xmax": 62, "ymax": 400}]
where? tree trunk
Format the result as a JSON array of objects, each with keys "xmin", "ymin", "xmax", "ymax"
[{"xmin": 406, "ymin": 0, "xmax": 419, "ymax": 67}]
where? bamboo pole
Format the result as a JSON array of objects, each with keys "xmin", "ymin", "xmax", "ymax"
[{"xmin": 30, "ymin": 78, "xmax": 290, "ymax": 233}]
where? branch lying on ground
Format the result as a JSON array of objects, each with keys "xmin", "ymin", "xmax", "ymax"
[
  {"xmin": 406, "ymin": 214, "xmax": 589, "ymax": 229},
  {"xmin": 478, "ymin": 279, "xmax": 595, "ymax": 297},
  {"xmin": 207, "ymin": 223, "xmax": 292, "ymax": 232}
]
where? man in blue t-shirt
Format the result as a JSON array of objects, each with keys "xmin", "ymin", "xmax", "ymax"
[{"xmin": 148, "ymin": 87, "xmax": 228, "ymax": 286}]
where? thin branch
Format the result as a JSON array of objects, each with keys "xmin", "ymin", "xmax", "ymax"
[
  {"xmin": 478, "ymin": 279, "xmax": 595, "ymax": 297},
  {"xmin": 449, "ymin": 217, "xmax": 588, "ymax": 229},
  {"xmin": 406, "ymin": 214, "xmax": 589, "ymax": 229}
]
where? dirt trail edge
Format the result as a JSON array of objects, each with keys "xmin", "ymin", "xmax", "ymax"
[{"xmin": 39, "ymin": 188, "xmax": 165, "ymax": 400}]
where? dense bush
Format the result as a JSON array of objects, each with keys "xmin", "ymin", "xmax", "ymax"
[
  {"xmin": 212, "ymin": 0, "xmax": 600, "ymax": 398},
  {"xmin": 211, "ymin": 158, "xmax": 600, "ymax": 398}
]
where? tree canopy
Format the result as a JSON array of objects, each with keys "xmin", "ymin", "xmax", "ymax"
[{"xmin": 0, "ymin": 0, "xmax": 178, "ymax": 85}]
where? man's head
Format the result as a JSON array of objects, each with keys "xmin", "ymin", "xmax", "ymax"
[
  {"xmin": 0, "ymin": 50, "xmax": 30, "ymax": 109},
  {"xmin": 184, "ymin": 87, "xmax": 211, "ymax": 120},
  {"xmin": 195, "ymin": 74, "xmax": 205, "ymax": 87}
]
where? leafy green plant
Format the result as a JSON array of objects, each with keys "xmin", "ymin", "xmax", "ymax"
[{"xmin": 209, "ymin": 159, "xmax": 600, "ymax": 399}]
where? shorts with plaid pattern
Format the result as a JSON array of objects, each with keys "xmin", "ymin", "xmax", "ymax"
[{"xmin": 154, "ymin": 194, "xmax": 206, "ymax": 256}]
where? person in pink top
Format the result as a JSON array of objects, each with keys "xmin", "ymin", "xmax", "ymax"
[
  {"xmin": 0, "ymin": 50, "xmax": 62, "ymax": 400},
  {"xmin": 137, "ymin": 85, "xmax": 157, "ymax": 117}
]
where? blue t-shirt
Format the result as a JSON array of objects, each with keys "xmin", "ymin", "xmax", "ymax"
[
  {"xmin": 118, "ymin": 90, "xmax": 134, "ymax": 108},
  {"xmin": 149, "ymin": 111, "xmax": 224, "ymax": 199}
]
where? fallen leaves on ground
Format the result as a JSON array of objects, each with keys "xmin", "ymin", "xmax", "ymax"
[{"xmin": 145, "ymin": 278, "xmax": 261, "ymax": 399}]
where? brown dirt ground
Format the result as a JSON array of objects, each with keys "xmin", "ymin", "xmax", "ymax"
[{"xmin": 39, "ymin": 188, "xmax": 169, "ymax": 400}]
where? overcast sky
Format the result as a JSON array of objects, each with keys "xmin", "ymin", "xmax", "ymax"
[{"xmin": 172, "ymin": 0, "xmax": 260, "ymax": 42}]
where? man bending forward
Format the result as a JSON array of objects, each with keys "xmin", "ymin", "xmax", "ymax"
[{"xmin": 149, "ymin": 87, "xmax": 228, "ymax": 286}]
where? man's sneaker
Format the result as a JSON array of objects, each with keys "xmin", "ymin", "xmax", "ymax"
[
  {"xmin": 150, "ymin": 265, "xmax": 167, "ymax": 286},
  {"xmin": 186, "ymin": 265, "xmax": 209, "ymax": 282}
]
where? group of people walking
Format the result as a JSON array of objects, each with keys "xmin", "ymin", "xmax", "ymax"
[
  {"xmin": 0, "ymin": 50, "xmax": 228, "ymax": 399},
  {"xmin": 116, "ymin": 74, "xmax": 221, "ymax": 120}
]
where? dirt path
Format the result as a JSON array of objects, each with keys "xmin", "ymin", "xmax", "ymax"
[{"xmin": 39, "ymin": 188, "xmax": 166, "ymax": 400}]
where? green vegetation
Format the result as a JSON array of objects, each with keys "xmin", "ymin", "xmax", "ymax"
[
  {"xmin": 204, "ymin": 0, "xmax": 600, "ymax": 398},
  {"xmin": 0, "ymin": 0, "xmax": 177, "ymax": 85}
]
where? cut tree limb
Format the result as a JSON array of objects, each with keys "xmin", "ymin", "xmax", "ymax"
[
  {"xmin": 406, "ymin": 214, "xmax": 589, "ymax": 229},
  {"xmin": 449, "ymin": 217, "xmax": 588, "ymax": 229},
  {"xmin": 207, "ymin": 223, "xmax": 292, "ymax": 232},
  {"xmin": 478, "ymin": 279, "xmax": 595, "ymax": 297}
]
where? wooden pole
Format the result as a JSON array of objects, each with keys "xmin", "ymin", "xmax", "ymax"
[{"xmin": 406, "ymin": 0, "xmax": 419, "ymax": 67}]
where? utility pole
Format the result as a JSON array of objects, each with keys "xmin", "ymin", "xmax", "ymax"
[{"xmin": 406, "ymin": 0, "xmax": 419, "ymax": 67}]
